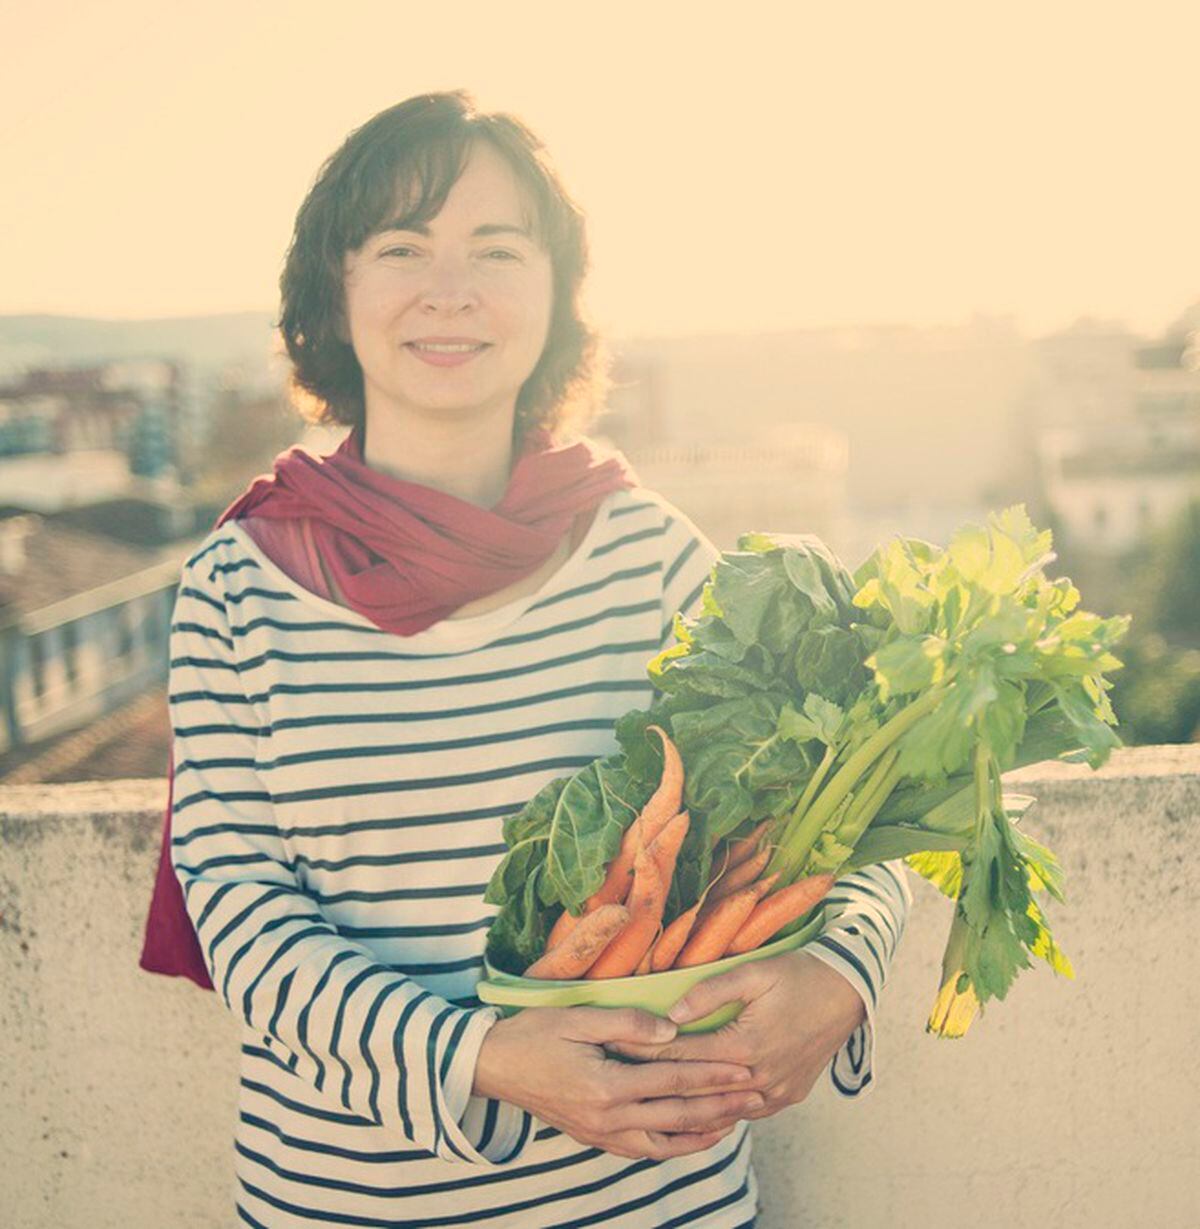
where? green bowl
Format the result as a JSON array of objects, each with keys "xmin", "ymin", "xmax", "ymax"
[{"xmin": 477, "ymin": 907, "xmax": 826, "ymax": 1034}]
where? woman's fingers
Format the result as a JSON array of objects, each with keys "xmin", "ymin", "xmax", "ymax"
[
  {"xmin": 616, "ymin": 1090, "xmax": 765, "ymax": 1135},
  {"xmin": 604, "ymin": 1028, "xmax": 747, "ymax": 1066},
  {"xmin": 608, "ymin": 1057, "xmax": 754, "ymax": 1100},
  {"xmin": 603, "ymin": 1125, "xmax": 737, "ymax": 1161}
]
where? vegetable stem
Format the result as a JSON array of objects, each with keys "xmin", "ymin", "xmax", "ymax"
[{"xmin": 767, "ymin": 686, "xmax": 948, "ymax": 884}]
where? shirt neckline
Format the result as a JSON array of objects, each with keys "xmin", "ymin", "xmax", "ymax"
[{"xmin": 219, "ymin": 492, "xmax": 617, "ymax": 651}]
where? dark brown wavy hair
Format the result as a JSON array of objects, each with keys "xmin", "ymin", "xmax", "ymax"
[{"xmin": 277, "ymin": 91, "xmax": 609, "ymax": 443}]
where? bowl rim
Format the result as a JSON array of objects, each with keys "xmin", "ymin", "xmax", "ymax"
[{"xmin": 480, "ymin": 906, "xmax": 826, "ymax": 990}]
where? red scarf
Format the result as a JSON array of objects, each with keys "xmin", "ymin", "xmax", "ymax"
[{"xmin": 138, "ymin": 423, "xmax": 637, "ymax": 989}]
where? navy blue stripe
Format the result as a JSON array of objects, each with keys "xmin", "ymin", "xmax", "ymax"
[
  {"xmin": 241, "ymin": 1073, "xmax": 372, "ymax": 1128},
  {"xmin": 172, "ymin": 620, "xmax": 233, "ymax": 649},
  {"xmin": 295, "ymin": 951, "xmax": 359, "ymax": 1090},
  {"xmin": 266, "ymin": 970, "xmax": 295, "ymax": 1044},
  {"xmin": 360, "ymin": 981, "xmax": 409, "ymax": 1125},
  {"xmin": 223, "ymin": 912, "xmax": 328, "ymax": 1008},
  {"xmin": 209, "ymin": 557, "xmax": 261, "ymax": 581},
  {"xmin": 244, "ymin": 717, "xmax": 617, "ymax": 774},
  {"xmin": 338, "ymin": 916, "xmax": 491, "ymax": 941},
  {"xmin": 544, "ymin": 1128, "xmax": 750, "ymax": 1228},
  {"xmin": 529, "ymin": 561, "xmax": 661, "ymax": 612},
  {"xmin": 842, "ymin": 907, "xmax": 896, "ymax": 964},
  {"xmin": 663, "ymin": 534, "xmax": 701, "ymax": 589},
  {"xmin": 178, "ymin": 585, "xmax": 224, "ymax": 615},
  {"xmin": 591, "ymin": 523, "xmax": 666, "ymax": 558},
  {"xmin": 841, "ymin": 924, "xmax": 886, "ymax": 984},
  {"xmin": 174, "ymin": 721, "xmax": 263, "ymax": 738},
  {"xmin": 393, "ymin": 989, "xmax": 433, "ymax": 1140},
  {"xmin": 438, "ymin": 1009, "xmax": 473, "ymax": 1087},
  {"xmin": 323, "ymin": 967, "xmax": 378, "ymax": 1097},
  {"xmin": 235, "ymin": 1201, "xmax": 270, "ymax": 1228},
  {"xmin": 292, "ymin": 844, "xmax": 503, "ymax": 873},
  {"xmin": 262, "ymin": 679, "xmax": 651, "ymax": 733},
  {"xmin": 477, "ymin": 1097, "xmax": 499, "ymax": 1156},
  {"xmin": 812, "ymin": 935, "xmax": 878, "ymax": 1007},
  {"xmin": 225, "ymin": 585, "xmax": 299, "ymax": 606},
  {"xmin": 205, "ymin": 886, "xmax": 296, "ymax": 966},
  {"xmin": 268, "ymin": 755, "xmax": 595, "ymax": 807},
  {"xmin": 243, "ymin": 924, "xmax": 330, "ymax": 1021},
  {"xmin": 186, "ymin": 536, "xmax": 236, "ymax": 569},
  {"xmin": 831, "ymin": 1065, "xmax": 872, "ymax": 1096}
]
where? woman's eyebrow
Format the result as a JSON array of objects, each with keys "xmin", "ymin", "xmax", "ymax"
[{"xmin": 377, "ymin": 220, "xmax": 532, "ymax": 239}]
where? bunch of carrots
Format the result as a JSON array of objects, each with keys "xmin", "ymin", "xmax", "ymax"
[{"xmin": 524, "ymin": 726, "xmax": 837, "ymax": 981}]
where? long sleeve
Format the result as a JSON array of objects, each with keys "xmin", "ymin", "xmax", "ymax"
[
  {"xmin": 167, "ymin": 551, "xmax": 529, "ymax": 1165},
  {"xmin": 657, "ymin": 500, "xmax": 911, "ymax": 1096},
  {"xmin": 804, "ymin": 860, "xmax": 911, "ymax": 1096}
]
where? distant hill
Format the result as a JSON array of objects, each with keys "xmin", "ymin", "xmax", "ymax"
[{"xmin": 0, "ymin": 311, "xmax": 279, "ymax": 374}]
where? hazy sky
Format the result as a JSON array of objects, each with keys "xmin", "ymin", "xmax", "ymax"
[{"xmin": 3, "ymin": 0, "xmax": 1196, "ymax": 339}]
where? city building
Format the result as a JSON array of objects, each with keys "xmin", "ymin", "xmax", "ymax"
[
  {"xmin": 1032, "ymin": 310, "xmax": 1200, "ymax": 553},
  {"xmin": 0, "ymin": 511, "xmax": 189, "ymax": 763}
]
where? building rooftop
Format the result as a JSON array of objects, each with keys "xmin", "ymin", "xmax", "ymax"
[{"xmin": 0, "ymin": 514, "xmax": 187, "ymax": 620}]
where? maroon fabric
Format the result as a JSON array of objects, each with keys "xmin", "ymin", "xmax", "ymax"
[{"xmin": 138, "ymin": 425, "xmax": 637, "ymax": 989}]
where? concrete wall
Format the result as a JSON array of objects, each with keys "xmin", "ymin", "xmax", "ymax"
[{"xmin": 2, "ymin": 748, "xmax": 1198, "ymax": 1228}]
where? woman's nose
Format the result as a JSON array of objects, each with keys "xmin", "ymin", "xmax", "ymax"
[{"xmin": 417, "ymin": 258, "xmax": 480, "ymax": 313}]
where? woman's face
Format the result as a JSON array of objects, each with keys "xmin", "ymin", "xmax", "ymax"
[{"xmin": 341, "ymin": 141, "xmax": 554, "ymax": 433}]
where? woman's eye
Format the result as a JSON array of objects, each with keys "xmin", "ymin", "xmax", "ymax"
[
  {"xmin": 382, "ymin": 246, "xmax": 418, "ymax": 258},
  {"xmin": 484, "ymin": 249, "xmax": 520, "ymax": 262}
]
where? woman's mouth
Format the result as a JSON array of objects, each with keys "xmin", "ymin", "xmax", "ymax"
[{"xmin": 405, "ymin": 341, "xmax": 491, "ymax": 368}]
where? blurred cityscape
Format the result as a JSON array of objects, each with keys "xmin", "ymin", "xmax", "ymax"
[{"xmin": 1, "ymin": 303, "xmax": 1197, "ymax": 785}]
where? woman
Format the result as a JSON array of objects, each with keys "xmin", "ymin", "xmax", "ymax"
[{"xmin": 143, "ymin": 91, "xmax": 910, "ymax": 1227}]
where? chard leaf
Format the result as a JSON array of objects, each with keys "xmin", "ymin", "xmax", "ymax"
[
  {"xmin": 485, "ymin": 860, "xmax": 552, "ymax": 975},
  {"xmin": 793, "ymin": 625, "xmax": 871, "ymax": 704},
  {"xmin": 542, "ymin": 757, "xmax": 635, "ymax": 909}
]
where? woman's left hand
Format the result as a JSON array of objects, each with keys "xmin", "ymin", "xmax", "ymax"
[{"xmin": 603, "ymin": 951, "xmax": 867, "ymax": 1118}]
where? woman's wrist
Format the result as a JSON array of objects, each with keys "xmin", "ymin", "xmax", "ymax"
[{"xmin": 471, "ymin": 1013, "xmax": 514, "ymax": 1100}]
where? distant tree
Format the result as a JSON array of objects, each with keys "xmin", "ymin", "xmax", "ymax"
[
  {"xmin": 1139, "ymin": 501, "xmax": 1200, "ymax": 648},
  {"xmin": 1109, "ymin": 500, "xmax": 1200, "ymax": 743}
]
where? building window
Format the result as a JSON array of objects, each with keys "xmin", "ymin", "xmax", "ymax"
[
  {"xmin": 116, "ymin": 606, "xmax": 134, "ymax": 656},
  {"xmin": 62, "ymin": 622, "xmax": 78, "ymax": 686},
  {"xmin": 29, "ymin": 631, "xmax": 47, "ymax": 697}
]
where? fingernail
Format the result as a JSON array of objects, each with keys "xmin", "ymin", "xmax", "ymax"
[
  {"xmin": 746, "ymin": 1094, "xmax": 766, "ymax": 1110},
  {"xmin": 668, "ymin": 1001, "xmax": 691, "ymax": 1024},
  {"xmin": 654, "ymin": 1018, "xmax": 677, "ymax": 1041}
]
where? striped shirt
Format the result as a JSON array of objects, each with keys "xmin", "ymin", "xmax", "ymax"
[{"xmin": 168, "ymin": 484, "xmax": 911, "ymax": 1228}]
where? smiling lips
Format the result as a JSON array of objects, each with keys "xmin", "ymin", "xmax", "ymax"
[{"xmin": 405, "ymin": 337, "xmax": 492, "ymax": 367}]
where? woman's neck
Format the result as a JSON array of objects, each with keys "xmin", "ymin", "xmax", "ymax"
[{"xmin": 361, "ymin": 410, "xmax": 517, "ymax": 509}]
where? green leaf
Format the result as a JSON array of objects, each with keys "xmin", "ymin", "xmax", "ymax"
[
  {"xmin": 868, "ymin": 634, "xmax": 948, "ymax": 700},
  {"xmin": 542, "ymin": 758, "xmax": 636, "ymax": 909},
  {"xmin": 906, "ymin": 849, "xmax": 964, "ymax": 897}
]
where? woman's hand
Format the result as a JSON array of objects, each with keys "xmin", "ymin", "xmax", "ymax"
[
  {"xmin": 472, "ymin": 1005, "xmax": 764, "ymax": 1160},
  {"xmin": 601, "ymin": 952, "xmax": 867, "ymax": 1118}
]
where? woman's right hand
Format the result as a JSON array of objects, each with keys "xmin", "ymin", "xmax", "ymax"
[{"xmin": 471, "ymin": 1006, "xmax": 762, "ymax": 1160}]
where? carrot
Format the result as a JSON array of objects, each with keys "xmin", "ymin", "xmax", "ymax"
[
  {"xmin": 724, "ymin": 873, "xmax": 836, "ymax": 956},
  {"xmin": 650, "ymin": 899, "xmax": 703, "ymax": 971},
  {"xmin": 647, "ymin": 867, "xmax": 724, "ymax": 973},
  {"xmin": 673, "ymin": 874, "xmax": 781, "ymax": 968},
  {"xmin": 586, "ymin": 844, "xmax": 667, "ymax": 979},
  {"xmin": 725, "ymin": 819, "xmax": 772, "ymax": 869},
  {"xmin": 523, "ymin": 904, "xmax": 630, "ymax": 979},
  {"xmin": 545, "ymin": 904, "xmax": 581, "ymax": 951},
  {"xmin": 584, "ymin": 725, "xmax": 684, "ymax": 911},
  {"xmin": 647, "ymin": 809, "xmax": 690, "ymax": 891},
  {"xmin": 705, "ymin": 843, "xmax": 772, "ymax": 903},
  {"xmin": 635, "ymin": 922, "xmax": 664, "ymax": 975}
]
